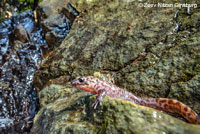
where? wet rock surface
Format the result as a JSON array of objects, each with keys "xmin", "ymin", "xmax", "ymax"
[
  {"xmin": 36, "ymin": 0, "xmax": 72, "ymax": 49},
  {"xmin": 0, "ymin": 0, "xmax": 40, "ymax": 22},
  {"xmin": 33, "ymin": 0, "xmax": 200, "ymax": 133},
  {"xmin": 0, "ymin": 10, "xmax": 44, "ymax": 133},
  {"xmin": 0, "ymin": 1, "xmax": 71, "ymax": 133}
]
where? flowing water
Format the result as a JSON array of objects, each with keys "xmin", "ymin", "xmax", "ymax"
[{"xmin": 0, "ymin": 10, "xmax": 71, "ymax": 133}]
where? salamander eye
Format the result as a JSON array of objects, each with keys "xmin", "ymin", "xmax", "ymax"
[{"xmin": 78, "ymin": 78, "xmax": 84, "ymax": 82}]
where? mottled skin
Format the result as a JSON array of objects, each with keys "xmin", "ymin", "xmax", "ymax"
[{"xmin": 71, "ymin": 76, "xmax": 200, "ymax": 124}]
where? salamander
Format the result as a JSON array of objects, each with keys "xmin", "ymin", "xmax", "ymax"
[{"xmin": 71, "ymin": 76, "xmax": 200, "ymax": 124}]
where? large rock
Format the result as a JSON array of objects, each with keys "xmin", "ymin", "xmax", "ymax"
[
  {"xmin": 32, "ymin": 83, "xmax": 200, "ymax": 134},
  {"xmin": 33, "ymin": 0, "xmax": 200, "ymax": 133}
]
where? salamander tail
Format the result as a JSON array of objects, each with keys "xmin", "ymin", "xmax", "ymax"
[{"xmin": 140, "ymin": 98, "xmax": 199, "ymax": 124}]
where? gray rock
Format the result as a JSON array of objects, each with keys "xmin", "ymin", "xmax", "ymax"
[
  {"xmin": 36, "ymin": 0, "xmax": 71, "ymax": 49},
  {"xmin": 33, "ymin": 0, "xmax": 200, "ymax": 133}
]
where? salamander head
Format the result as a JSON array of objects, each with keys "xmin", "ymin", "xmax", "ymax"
[{"xmin": 71, "ymin": 76, "xmax": 100, "ymax": 93}]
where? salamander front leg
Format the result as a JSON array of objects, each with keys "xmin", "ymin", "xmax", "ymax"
[{"xmin": 92, "ymin": 89, "xmax": 106, "ymax": 109}]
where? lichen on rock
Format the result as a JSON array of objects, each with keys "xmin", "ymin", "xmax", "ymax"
[{"xmin": 33, "ymin": 0, "xmax": 200, "ymax": 133}]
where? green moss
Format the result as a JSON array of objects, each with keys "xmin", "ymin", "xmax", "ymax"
[
  {"xmin": 17, "ymin": 0, "xmax": 43, "ymax": 12},
  {"xmin": 18, "ymin": 0, "xmax": 43, "ymax": 3},
  {"xmin": 18, "ymin": 0, "xmax": 34, "ymax": 2},
  {"xmin": 100, "ymin": 118, "xmax": 112, "ymax": 134},
  {"xmin": 0, "ymin": 17, "xmax": 4, "ymax": 23},
  {"xmin": 19, "ymin": 5, "xmax": 32, "ymax": 12}
]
